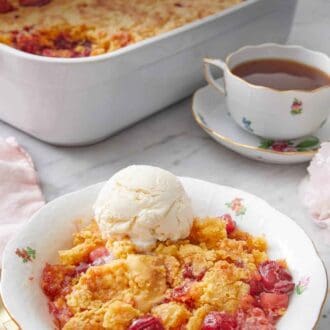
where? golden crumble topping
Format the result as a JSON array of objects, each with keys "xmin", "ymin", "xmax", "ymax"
[
  {"xmin": 41, "ymin": 216, "xmax": 295, "ymax": 329},
  {"xmin": 152, "ymin": 302, "xmax": 191, "ymax": 329}
]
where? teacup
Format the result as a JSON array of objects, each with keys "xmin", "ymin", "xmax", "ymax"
[{"xmin": 203, "ymin": 44, "xmax": 330, "ymax": 140}]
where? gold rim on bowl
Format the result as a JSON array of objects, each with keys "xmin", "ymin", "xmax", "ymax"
[{"xmin": 0, "ymin": 271, "xmax": 20, "ymax": 329}]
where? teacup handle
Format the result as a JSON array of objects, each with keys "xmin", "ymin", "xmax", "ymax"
[{"xmin": 203, "ymin": 58, "xmax": 226, "ymax": 95}]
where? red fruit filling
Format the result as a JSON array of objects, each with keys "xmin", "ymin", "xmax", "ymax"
[
  {"xmin": 89, "ymin": 246, "xmax": 109, "ymax": 262},
  {"xmin": 75, "ymin": 262, "xmax": 90, "ymax": 274},
  {"xmin": 0, "ymin": 0, "xmax": 14, "ymax": 13},
  {"xmin": 48, "ymin": 302, "xmax": 72, "ymax": 329},
  {"xmin": 167, "ymin": 281, "xmax": 195, "ymax": 309},
  {"xmin": 10, "ymin": 30, "xmax": 92, "ymax": 58},
  {"xmin": 246, "ymin": 260, "xmax": 294, "ymax": 323},
  {"xmin": 201, "ymin": 311, "xmax": 237, "ymax": 330},
  {"xmin": 222, "ymin": 214, "xmax": 236, "ymax": 234},
  {"xmin": 259, "ymin": 292, "xmax": 289, "ymax": 311},
  {"xmin": 258, "ymin": 261, "xmax": 294, "ymax": 294},
  {"xmin": 75, "ymin": 247, "xmax": 111, "ymax": 274},
  {"xmin": 19, "ymin": 0, "xmax": 51, "ymax": 7},
  {"xmin": 183, "ymin": 263, "xmax": 205, "ymax": 281},
  {"xmin": 41, "ymin": 264, "xmax": 76, "ymax": 300},
  {"xmin": 128, "ymin": 315, "xmax": 164, "ymax": 330}
]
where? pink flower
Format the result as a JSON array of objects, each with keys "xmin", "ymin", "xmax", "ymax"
[
  {"xmin": 296, "ymin": 276, "xmax": 310, "ymax": 295},
  {"xmin": 226, "ymin": 198, "xmax": 246, "ymax": 216},
  {"xmin": 298, "ymin": 276, "xmax": 310, "ymax": 287},
  {"xmin": 232, "ymin": 198, "xmax": 242, "ymax": 211}
]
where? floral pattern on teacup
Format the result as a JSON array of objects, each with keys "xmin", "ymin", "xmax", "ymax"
[
  {"xmin": 295, "ymin": 276, "xmax": 310, "ymax": 295},
  {"xmin": 242, "ymin": 117, "xmax": 253, "ymax": 133},
  {"xmin": 259, "ymin": 136, "xmax": 320, "ymax": 152},
  {"xmin": 291, "ymin": 98, "xmax": 303, "ymax": 115},
  {"xmin": 15, "ymin": 247, "xmax": 36, "ymax": 263},
  {"xmin": 226, "ymin": 198, "xmax": 246, "ymax": 216}
]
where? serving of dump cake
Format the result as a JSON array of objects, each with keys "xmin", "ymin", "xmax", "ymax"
[
  {"xmin": 40, "ymin": 166, "xmax": 296, "ymax": 329},
  {"xmin": 0, "ymin": 0, "xmax": 242, "ymax": 58},
  {"xmin": 41, "ymin": 217, "xmax": 295, "ymax": 329}
]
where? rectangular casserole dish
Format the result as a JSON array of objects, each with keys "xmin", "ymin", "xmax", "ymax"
[{"xmin": 0, "ymin": 0, "xmax": 297, "ymax": 146}]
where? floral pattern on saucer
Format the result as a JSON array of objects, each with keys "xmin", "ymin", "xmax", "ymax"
[{"xmin": 259, "ymin": 136, "xmax": 320, "ymax": 152}]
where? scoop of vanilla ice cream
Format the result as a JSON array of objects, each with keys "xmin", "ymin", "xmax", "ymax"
[{"xmin": 93, "ymin": 165, "xmax": 193, "ymax": 250}]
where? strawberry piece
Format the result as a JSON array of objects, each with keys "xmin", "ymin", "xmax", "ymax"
[
  {"xmin": 128, "ymin": 315, "xmax": 164, "ymax": 330},
  {"xmin": 41, "ymin": 264, "xmax": 75, "ymax": 300},
  {"xmin": 258, "ymin": 261, "xmax": 294, "ymax": 294},
  {"xmin": 89, "ymin": 247, "xmax": 109, "ymax": 263},
  {"xmin": 48, "ymin": 302, "xmax": 72, "ymax": 328},
  {"xmin": 19, "ymin": 0, "xmax": 51, "ymax": 6},
  {"xmin": 0, "ymin": 0, "xmax": 14, "ymax": 13},
  {"xmin": 168, "ymin": 281, "xmax": 195, "ymax": 309},
  {"xmin": 75, "ymin": 262, "xmax": 90, "ymax": 274},
  {"xmin": 222, "ymin": 214, "xmax": 236, "ymax": 234},
  {"xmin": 201, "ymin": 311, "xmax": 237, "ymax": 330},
  {"xmin": 183, "ymin": 263, "xmax": 205, "ymax": 281},
  {"xmin": 259, "ymin": 292, "xmax": 289, "ymax": 311}
]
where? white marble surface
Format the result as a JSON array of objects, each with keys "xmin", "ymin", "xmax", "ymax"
[{"xmin": 1, "ymin": 0, "xmax": 330, "ymax": 328}]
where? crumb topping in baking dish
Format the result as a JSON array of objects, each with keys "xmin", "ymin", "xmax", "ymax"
[
  {"xmin": 41, "ymin": 216, "xmax": 295, "ymax": 329},
  {"xmin": 0, "ymin": 0, "xmax": 242, "ymax": 58}
]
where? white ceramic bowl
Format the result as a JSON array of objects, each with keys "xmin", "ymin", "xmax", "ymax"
[{"xmin": 1, "ymin": 177, "xmax": 327, "ymax": 329}]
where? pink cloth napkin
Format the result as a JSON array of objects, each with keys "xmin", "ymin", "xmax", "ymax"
[
  {"xmin": 0, "ymin": 137, "xmax": 45, "ymax": 263},
  {"xmin": 300, "ymin": 142, "xmax": 330, "ymax": 229}
]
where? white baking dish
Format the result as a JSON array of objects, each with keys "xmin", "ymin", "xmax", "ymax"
[{"xmin": 0, "ymin": 0, "xmax": 297, "ymax": 146}]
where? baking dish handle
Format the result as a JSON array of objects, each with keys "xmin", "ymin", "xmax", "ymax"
[{"xmin": 203, "ymin": 58, "xmax": 226, "ymax": 95}]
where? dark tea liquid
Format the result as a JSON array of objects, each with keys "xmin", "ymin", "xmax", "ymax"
[{"xmin": 231, "ymin": 58, "xmax": 330, "ymax": 91}]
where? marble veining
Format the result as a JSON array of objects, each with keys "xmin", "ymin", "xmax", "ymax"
[{"xmin": 0, "ymin": 0, "xmax": 329, "ymax": 328}]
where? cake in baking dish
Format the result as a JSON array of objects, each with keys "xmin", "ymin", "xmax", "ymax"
[{"xmin": 0, "ymin": 0, "xmax": 242, "ymax": 58}]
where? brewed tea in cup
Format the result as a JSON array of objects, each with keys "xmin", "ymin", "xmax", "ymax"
[{"xmin": 204, "ymin": 44, "xmax": 330, "ymax": 140}]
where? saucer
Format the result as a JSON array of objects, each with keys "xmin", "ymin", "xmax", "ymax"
[{"xmin": 192, "ymin": 81, "xmax": 329, "ymax": 164}]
